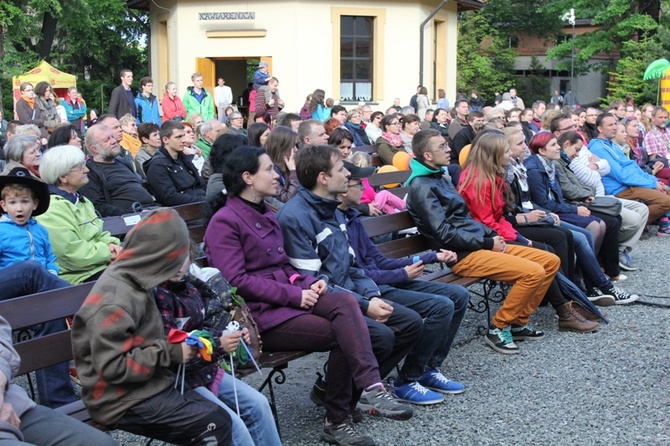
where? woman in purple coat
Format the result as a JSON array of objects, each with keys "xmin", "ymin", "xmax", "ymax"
[{"xmin": 204, "ymin": 146, "xmax": 412, "ymax": 446}]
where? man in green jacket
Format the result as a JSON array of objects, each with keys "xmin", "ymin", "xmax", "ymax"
[{"xmin": 183, "ymin": 72, "xmax": 215, "ymax": 121}]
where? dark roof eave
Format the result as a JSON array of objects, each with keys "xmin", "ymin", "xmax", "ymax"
[
  {"xmin": 126, "ymin": 0, "xmax": 149, "ymax": 11},
  {"xmin": 126, "ymin": 0, "xmax": 487, "ymax": 13},
  {"xmin": 456, "ymin": 0, "xmax": 486, "ymax": 11}
]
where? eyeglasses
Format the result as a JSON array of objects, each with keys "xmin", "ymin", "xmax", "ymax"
[
  {"xmin": 70, "ymin": 161, "xmax": 87, "ymax": 172},
  {"xmin": 428, "ymin": 143, "xmax": 449, "ymax": 153},
  {"xmin": 557, "ymin": 124, "xmax": 577, "ymax": 132},
  {"xmin": 389, "ymin": 122, "xmax": 400, "ymax": 126}
]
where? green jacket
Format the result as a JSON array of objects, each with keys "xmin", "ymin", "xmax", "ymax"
[
  {"xmin": 194, "ymin": 137, "xmax": 213, "ymax": 159},
  {"xmin": 36, "ymin": 193, "xmax": 120, "ymax": 284},
  {"xmin": 183, "ymin": 86, "xmax": 215, "ymax": 121}
]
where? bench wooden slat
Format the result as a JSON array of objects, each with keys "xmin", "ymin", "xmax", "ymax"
[
  {"xmin": 367, "ymin": 170, "xmax": 411, "ymax": 188},
  {"xmin": 0, "ymin": 282, "xmax": 94, "ymax": 329},
  {"xmin": 15, "ymin": 331, "xmax": 73, "ymax": 375},
  {"xmin": 361, "ymin": 211, "xmax": 416, "ymax": 238},
  {"xmin": 376, "ymin": 235, "xmax": 432, "ymax": 259}
]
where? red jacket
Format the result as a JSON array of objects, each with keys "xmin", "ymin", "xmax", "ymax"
[
  {"xmin": 161, "ymin": 94, "xmax": 187, "ymax": 122},
  {"xmin": 459, "ymin": 169, "xmax": 518, "ymax": 241}
]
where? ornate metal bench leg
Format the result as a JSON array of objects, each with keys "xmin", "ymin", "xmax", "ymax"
[{"xmin": 258, "ymin": 365, "xmax": 288, "ymax": 437}]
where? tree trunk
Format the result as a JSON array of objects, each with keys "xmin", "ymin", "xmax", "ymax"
[{"xmin": 38, "ymin": 10, "xmax": 58, "ymax": 61}]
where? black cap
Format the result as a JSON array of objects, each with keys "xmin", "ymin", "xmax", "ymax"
[
  {"xmin": 0, "ymin": 168, "xmax": 50, "ymax": 216},
  {"xmin": 343, "ymin": 161, "xmax": 375, "ymax": 180}
]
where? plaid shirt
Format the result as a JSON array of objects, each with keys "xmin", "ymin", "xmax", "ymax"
[
  {"xmin": 643, "ymin": 126, "xmax": 670, "ymax": 158},
  {"xmin": 152, "ymin": 280, "xmax": 223, "ymax": 389}
]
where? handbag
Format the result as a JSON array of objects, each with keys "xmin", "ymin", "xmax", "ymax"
[
  {"xmin": 516, "ymin": 213, "xmax": 555, "ymax": 227},
  {"xmin": 586, "ymin": 196, "xmax": 622, "ymax": 217},
  {"xmin": 190, "ymin": 265, "xmax": 262, "ymax": 369}
]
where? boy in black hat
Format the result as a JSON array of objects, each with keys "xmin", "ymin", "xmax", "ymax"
[
  {"xmin": 0, "ymin": 167, "xmax": 77, "ymax": 408},
  {"xmin": 0, "ymin": 167, "xmax": 57, "ymax": 274}
]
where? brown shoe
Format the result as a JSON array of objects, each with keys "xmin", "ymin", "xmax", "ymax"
[
  {"xmin": 572, "ymin": 301, "xmax": 607, "ymax": 321},
  {"xmin": 556, "ymin": 302, "xmax": 600, "ymax": 333}
]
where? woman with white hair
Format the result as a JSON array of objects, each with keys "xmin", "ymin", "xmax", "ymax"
[
  {"xmin": 36, "ymin": 145, "xmax": 121, "ymax": 284},
  {"xmin": 1, "ymin": 134, "xmax": 42, "ymax": 179}
]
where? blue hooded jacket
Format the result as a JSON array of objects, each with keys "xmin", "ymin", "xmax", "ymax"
[{"xmin": 0, "ymin": 215, "xmax": 58, "ymax": 274}]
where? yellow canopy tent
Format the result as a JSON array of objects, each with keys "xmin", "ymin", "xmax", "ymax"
[
  {"xmin": 13, "ymin": 60, "xmax": 76, "ymax": 92},
  {"xmin": 12, "ymin": 61, "xmax": 77, "ymax": 116}
]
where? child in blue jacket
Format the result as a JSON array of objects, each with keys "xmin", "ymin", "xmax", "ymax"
[{"xmin": 0, "ymin": 167, "xmax": 58, "ymax": 274}]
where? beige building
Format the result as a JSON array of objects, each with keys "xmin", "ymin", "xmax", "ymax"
[{"xmin": 128, "ymin": 0, "xmax": 484, "ymax": 113}]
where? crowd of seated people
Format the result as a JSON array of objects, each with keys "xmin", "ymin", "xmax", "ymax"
[{"xmin": 1, "ymin": 83, "xmax": 666, "ymax": 446}]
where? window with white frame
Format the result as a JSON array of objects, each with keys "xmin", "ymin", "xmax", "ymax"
[{"xmin": 340, "ymin": 16, "xmax": 374, "ymax": 102}]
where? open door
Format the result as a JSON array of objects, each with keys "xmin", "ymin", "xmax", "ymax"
[
  {"xmin": 260, "ymin": 56, "xmax": 273, "ymax": 77},
  {"xmin": 195, "ymin": 57, "xmax": 216, "ymax": 95}
]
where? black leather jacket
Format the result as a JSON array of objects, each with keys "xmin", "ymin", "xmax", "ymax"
[{"xmin": 406, "ymin": 159, "xmax": 497, "ymax": 262}]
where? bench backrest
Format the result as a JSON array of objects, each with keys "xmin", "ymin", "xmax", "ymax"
[
  {"xmin": 0, "ymin": 282, "xmax": 94, "ymax": 375},
  {"xmin": 103, "ymin": 202, "xmax": 207, "ymax": 242},
  {"xmin": 367, "ymin": 170, "xmax": 411, "ymax": 189},
  {"xmin": 361, "ymin": 211, "xmax": 432, "ymax": 259}
]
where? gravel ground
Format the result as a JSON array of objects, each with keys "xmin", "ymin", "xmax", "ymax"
[{"xmin": 29, "ymin": 235, "xmax": 670, "ymax": 445}]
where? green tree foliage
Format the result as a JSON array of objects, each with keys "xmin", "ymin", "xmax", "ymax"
[
  {"xmin": 516, "ymin": 56, "xmax": 550, "ymax": 104},
  {"xmin": 0, "ymin": 0, "xmax": 148, "ymax": 114},
  {"xmin": 544, "ymin": 0, "xmax": 660, "ymax": 76},
  {"xmin": 457, "ymin": 10, "xmax": 516, "ymax": 105},
  {"xmin": 604, "ymin": 38, "xmax": 661, "ymax": 107}
]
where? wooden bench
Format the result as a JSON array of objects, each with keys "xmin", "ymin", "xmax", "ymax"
[
  {"xmin": 0, "ymin": 283, "xmax": 97, "ymax": 425},
  {"xmin": 361, "ymin": 211, "xmax": 506, "ymax": 332}
]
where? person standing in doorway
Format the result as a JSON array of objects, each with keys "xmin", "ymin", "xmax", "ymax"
[{"xmin": 214, "ymin": 77, "xmax": 233, "ymax": 124}]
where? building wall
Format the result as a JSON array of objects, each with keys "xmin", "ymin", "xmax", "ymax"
[{"xmin": 149, "ymin": 0, "xmax": 459, "ymax": 113}]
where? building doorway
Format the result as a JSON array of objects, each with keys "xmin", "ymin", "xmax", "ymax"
[{"xmin": 195, "ymin": 56, "xmax": 272, "ymax": 109}]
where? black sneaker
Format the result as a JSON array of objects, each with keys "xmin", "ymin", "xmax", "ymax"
[
  {"xmin": 511, "ymin": 323, "xmax": 545, "ymax": 341},
  {"xmin": 310, "ymin": 373, "xmax": 326, "ymax": 407},
  {"xmin": 603, "ymin": 286, "xmax": 640, "ymax": 305},
  {"xmin": 484, "ymin": 326, "xmax": 519, "ymax": 354},
  {"xmin": 586, "ymin": 288, "xmax": 615, "ymax": 307},
  {"xmin": 322, "ymin": 418, "xmax": 376, "ymax": 446}
]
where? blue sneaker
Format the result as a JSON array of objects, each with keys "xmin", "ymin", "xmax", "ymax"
[
  {"xmin": 391, "ymin": 380, "xmax": 444, "ymax": 406},
  {"xmin": 417, "ymin": 369, "xmax": 465, "ymax": 395}
]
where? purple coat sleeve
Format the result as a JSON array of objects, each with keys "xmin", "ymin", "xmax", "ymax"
[{"xmin": 205, "ymin": 210, "xmax": 305, "ymax": 309}]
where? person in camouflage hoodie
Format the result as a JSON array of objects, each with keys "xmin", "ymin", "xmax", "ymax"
[{"xmin": 71, "ymin": 208, "xmax": 232, "ymax": 445}]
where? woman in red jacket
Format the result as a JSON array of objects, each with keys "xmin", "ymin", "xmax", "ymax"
[
  {"xmin": 458, "ymin": 131, "xmax": 599, "ymax": 332},
  {"xmin": 161, "ymin": 81, "xmax": 187, "ymax": 122}
]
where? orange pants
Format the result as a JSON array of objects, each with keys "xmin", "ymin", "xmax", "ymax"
[{"xmin": 451, "ymin": 245, "xmax": 560, "ymax": 329}]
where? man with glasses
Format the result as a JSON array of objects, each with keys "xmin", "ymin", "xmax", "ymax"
[
  {"xmin": 584, "ymin": 107, "xmax": 600, "ymax": 140},
  {"xmin": 407, "ymin": 129, "xmax": 559, "ymax": 354},
  {"xmin": 227, "ymin": 111, "xmax": 247, "ymax": 136},
  {"xmin": 642, "ymin": 106, "xmax": 670, "ymax": 160}
]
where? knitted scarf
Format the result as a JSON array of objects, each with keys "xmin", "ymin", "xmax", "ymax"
[
  {"xmin": 381, "ymin": 132, "xmax": 403, "ymax": 148},
  {"xmin": 21, "ymin": 94, "xmax": 35, "ymax": 109},
  {"xmin": 537, "ymin": 154, "xmax": 556, "ymax": 186}
]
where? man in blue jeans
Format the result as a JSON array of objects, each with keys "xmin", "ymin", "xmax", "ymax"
[
  {"xmin": 0, "ymin": 261, "xmax": 77, "ymax": 409},
  {"xmin": 337, "ymin": 161, "xmax": 469, "ymax": 405}
]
